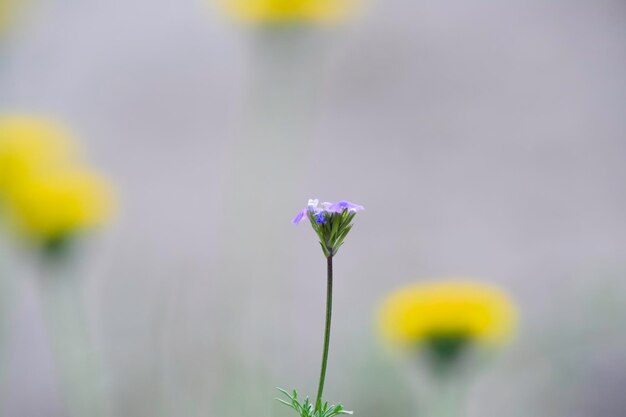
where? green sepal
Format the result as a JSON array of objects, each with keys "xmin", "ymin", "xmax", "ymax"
[{"xmin": 307, "ymin": 209, "xmax": 359, "ymax": 257}]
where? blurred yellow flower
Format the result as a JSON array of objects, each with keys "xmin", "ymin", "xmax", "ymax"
[
  {"xmin": 0, "ymin": 116, "xmax": 78, "ymax": 193},
  {"xmin": 0, "ymin": 115, "xmax": 115, "ymax": 244},
  {"xmin": 216, "ymin": 0, "xmax": 358, "ymax": 23},
  {"xmin": 5, "ymin": 169, "xmax": 115, "ymax": 243},
  {"xmin": 378, "ymin": 280, "xmax": 517, "ymax": 349}
]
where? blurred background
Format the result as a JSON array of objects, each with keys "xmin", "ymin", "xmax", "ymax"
[{"xmin": 0, "ymin": 0, "xmax": 625, "ymax": 416}]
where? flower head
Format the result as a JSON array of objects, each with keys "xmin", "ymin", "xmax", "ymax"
[
  {"xmin": 0, "ymin": 115, "xmax": 116, "ymax": 250},
  {"xmin": 215, "ymin": 0, "xmax": 359, "ymax": 24},
  {"xmin": 5, "ymin": 169, "xmax": 115, "ymax": 246},
  {"xmin": 293, "ymin": 198, "xmax": 363, "ymax": 257},
  {"xmin": 378, "ymin": 279, "xmax": 517, "ymax": 363}
]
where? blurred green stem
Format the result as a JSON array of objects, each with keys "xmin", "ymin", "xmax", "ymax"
[
  {"xmin": 38, "ymin": 254, "xmax": 106, "ymax": 417},
  {"xmin": 315, "ymin": 255, "xmax": 333, "ymax": 410},
  {"xmin": 428, "ymin": 375, "xmax": 466, "ymax": 417},
  {"xmin": 0, "ymin": 231, "xmax": 15, "ymax": 407}
]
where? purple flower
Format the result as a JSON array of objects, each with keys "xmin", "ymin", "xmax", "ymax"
[
  {"xmin": 326, "ymin": 200, "xmax": 365, "ymax": 214},
  {"xmin": 292, "ymin": 199, "xmax": 364, "ymax": 225},
  {"xmin": 293, "ymin": 198, "xmax": 364, "ymax": 256}
]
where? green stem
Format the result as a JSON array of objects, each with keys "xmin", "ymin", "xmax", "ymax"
[
  {"xmin": 38, "ymin": 255, "xmax": 106, "ymax": 417},
  {"xmin": 425, "ymin": 374, "xmax": 466, "ymax": 417},
  {"xmin": 315, "ymin": 255, "xmax": 333, "ymax": 411}
]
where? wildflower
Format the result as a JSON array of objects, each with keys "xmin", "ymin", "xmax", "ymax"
[
  {"xmin": 0, "ymin": 115, "xmax": 115, "ymax": 250},
  {"xmin": 378, "ymin": 279, "xmax": 517, "ymax": 364},
  {"xmin": 292, "ymin": 198, "xmax": 364, "ymax": 257},
  {"xmin": 278, "ymin": 199, "xmax": 364, "ymax": 417},
  {"xmin": 4, "ymin": 168, "xmax": 115, "ymax": 247},
  {"xmin": 215, "ymin": 0, "xmax": 358, "ymax": 24}
]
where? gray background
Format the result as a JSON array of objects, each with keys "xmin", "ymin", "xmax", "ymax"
[{"xmin": 1, "ymin": 0, "xmax": 625, "ymax": 416}]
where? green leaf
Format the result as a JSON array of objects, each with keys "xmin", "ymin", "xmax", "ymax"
[
  {"xmin": 275, "ymin": 398, "xmax": 294, "ymax": 408},
  {"xmin": 330, "ymin": 216, "xmax": 340, "ymax": 241},
  {"xmin": 277, "ymin": 387, "xmax": 293, "ymax": 399},
  {"xmin": 319, "ymin": 241, "xmax": 330, "ymax": 257}
]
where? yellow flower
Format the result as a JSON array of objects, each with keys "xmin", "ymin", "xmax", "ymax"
[
  {"xmin": 378, "ymin": 280, "xmax": 517, "ymax": 350},
  {"xmin": 215, "ymin": 0, "xmax": 358, "ymax": 23},
  {"xmin": 5, "ymin": 169, "xmax": 115, "ymax": 242},
  {"xmin": 0, "ymin": 115, "xmax": 115, "ymax": 247},
  {"xmin": 0, "ymin": 116, "xmax": 78, "ymax": 193}
]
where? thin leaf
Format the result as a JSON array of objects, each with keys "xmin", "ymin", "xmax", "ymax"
[
  {"xmin": 275, "ymin": 398, "xmax": 295, "ymax": 408},
  {"xmin": 277, "ymin": 387, "xmax": 293, "ymax": 398}
]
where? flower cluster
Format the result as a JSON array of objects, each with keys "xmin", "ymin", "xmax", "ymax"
[
  {"xmin": 292, "ymin": 199, "xmax": 363, "ymax": 257},
  {"xmin": 0, "ymin": 115, "xmax": 114, "ymax": 250},
  {"xmin": 377, "ymin": 280, "xmax": 517, "ymax": 366}
]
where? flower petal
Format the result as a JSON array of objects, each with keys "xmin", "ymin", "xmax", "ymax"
[
  {"xmin": 291, "ymin": 208, "xmax": 307, "ymax": 224},
  {"xmin": 327, "ymin": 200, "xmax": 364, "ymax": 213}
]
